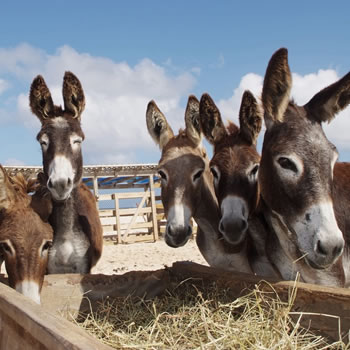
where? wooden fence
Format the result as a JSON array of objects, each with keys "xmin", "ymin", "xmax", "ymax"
[{"xmin": 4, "ymin": 164, "xmax": 174, "ymax": 244}]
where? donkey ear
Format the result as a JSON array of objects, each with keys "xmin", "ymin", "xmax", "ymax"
[
  {"xmin": 29, "ymin": 75, "xmax": 54, "ymax": 123},
  {"xmin": 304, "ymin": 72, "xmax": 350, "ymax": 123},
  {"xmin": 0, "ymin": 166, "xmax": 15, "ymax": 210},
  {"xmin": 185, "ymin": 95, "xmax": 201, "ymax": 146},
  {"xmin": 199, "ymin": 93, "xmax": 226, "ymax": 145},
  {"xmin": 62, "ymin": 71, "xmax": 85, "ymax": 120},
  {"xmin": 146, "ymin": 100, "xmax": 174, "ymax": 149},
  {"xmin": 262, "ymin": 48, "xmax": 292, "ymax": 130},
  {"xmin": 239, "ymin": 90, "xmax": 263, "ymax": 145}
]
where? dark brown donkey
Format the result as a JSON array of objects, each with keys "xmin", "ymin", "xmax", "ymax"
[
  {"xmin": 259, "ymin": 48, "xmax": 350, "ymax": 286},
  {"xmin": 29, "ymin": 72, "xmax": 103, "ymax": 274},
  {"xmin": 146, "ymin": 95, "xmax": 252, "ymax": 273},
  {"xmin": 200, "ymin": 91, "xmax": 277, "ymax": 277},
  {"xmin": 0, "ymin": 166, "xmax": 53, "ymax": 303}
]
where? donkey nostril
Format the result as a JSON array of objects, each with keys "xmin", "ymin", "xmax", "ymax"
[
  {"xmin": 316, "ymin": 240, "xmax": 328, "ymax": 256},
  {"xmin": 333, "ymin": 243, "xmax": 344, "ymax": 258},
  {"xmin": 48, "ymin": 179, "xmax": 53, "ymax": 189},
  {"xmin": 167, "ymin": 224, "xmax": 173, "ymax": 237},
  {"xmin": 241, "ymin": 219, "xmax": 248, "ymax": 232},
  {"xmin": 219, "ymin": 221, "xmax": 225, "ymax": 233},
  {"xmin": 67, "ymin": 178, "xmax": 72, "ymax": 186}
]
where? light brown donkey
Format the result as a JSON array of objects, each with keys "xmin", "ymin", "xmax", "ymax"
[
  {"xmin": 259, "ymin": 48, "xmax": 350, "ymax": 286},
  {"xmin": 146, "ymin": 95, "xmax": 252, "ymax": 273},
  {"xmin": 0, "ymin": 166, "xmax": 53, "ymax": 303},
  {"xmin": 29, "ymin": 72, "xmax": 103, "ymax": 274},
  {"xmin": 200, "ymin": 91, "xmax": 276, "ymax": 277}
]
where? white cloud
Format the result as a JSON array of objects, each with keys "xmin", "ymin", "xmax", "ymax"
[
  {"xmin": 215, "ymin": 69, "xmax": 350, "ymax": 154},
  {"xmin": 4, "ymin": 158, "xmax": 26, "ymax": 166},
  {"xmin": 1, "ymin": 44, "xmax": 197, "ymax": 164},
  {"xmin": 0, "ymin": 79, "xmax": 9, "ymax": 95}
]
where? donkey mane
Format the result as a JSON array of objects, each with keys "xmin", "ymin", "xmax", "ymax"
[{"xmin": 5, "ymin": 173, "xmax": 38, "ymax": 206}]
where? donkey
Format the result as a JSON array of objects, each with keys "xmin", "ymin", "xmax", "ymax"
[
  {"xmin": 146, "ymin": 95, "xmax": 252, "ymax": 273},
  {"xmin": 0, "ymin": 166, "xmax": 53, "ymax": 303},
  {"xmin": 259, "ymin": 48, "xmax": 350, "ymax": 286},
  {"xmin": 199, "ymin": 91, "xmax": 277, "ymax": 277},
  {"xmin": 29, "ymin": 72, "xmax": 103, "ymax": 274}
]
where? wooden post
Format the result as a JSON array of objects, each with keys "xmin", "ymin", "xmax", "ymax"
[
  {"xmin": 149, "ymin": 175, "xmax": 159, "ymax": 241},
  {"xmin": 92, "ymin": 176, "xmax": 99, "ymax": 210},
  {"xmin": 114, "ymin": 194, "xmax": 122, "ymax": 244}
]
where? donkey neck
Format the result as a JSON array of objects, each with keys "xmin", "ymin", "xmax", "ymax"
[{"xmin": 50, "ymin": 186, "xmax": 80, "ymax": 235}]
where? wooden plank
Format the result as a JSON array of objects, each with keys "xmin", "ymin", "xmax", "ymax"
[
  {"xmin": 92, "ymin": 176, "xmax": 99, "ymax": 210},
  {"xmin": 114, "ymin": 194, "xmax": 121, "ymax": 244},
  {"xmin": 120, "ymin": 222, "xmax": 153, "ymax": 230},
  {"xmin": 119, "ymin": 207, "xmax": 152, "ymax": 216},
  {"xmin": 102, "ymin": 222, "xmax": 153, "ymax": 232},
  {"xmin": 0, "ymin": 282, "xmax": 113, "ymax": 350},
  {"xmin": 98, "ymin": 194, "xmax": 114, "ymax": 201},
  {"xmin": 149, "ymin": 175, "xmax": 159, "ymax": 241},
  {"xmin": 115, "ymin": 192, "xmax": 151, "ymax": 199},
  {"xmin": 99, "ymin": 209, "xmax": 116, "ymax": 217},
  {"xmin": 1, "ymin": 262, "xmax": 348, "ymax": 345}
]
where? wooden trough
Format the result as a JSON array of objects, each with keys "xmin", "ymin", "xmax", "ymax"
[{"xmin": 0, "ymin": 262, "xmax": 349, "ymax": 349}]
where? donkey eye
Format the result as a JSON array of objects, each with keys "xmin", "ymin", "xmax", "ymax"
[
  {"xmin": 42, "ymin": 241, "xmax": 52, "ymax": 251},
  {"xmin": 0, "ymin": 242, "xmax": 12, "ymax": 255},
  {"xmin": 250, "ymin": 165, "xmax": 259, "ymax": 177},
  {"xmin": 210, "ymin": 167, "xmax": 219, "ymax": 179},
  {"xmin": 193, "ymin": 169, "xmax": 204, "ymax": 182},
  {"xmin": 278, "ymin": 157, "xmax": 298, "ymax": 173},
  {"xmin": 158, "ymin": 170, "xmax": 167, "ymax": 181}
]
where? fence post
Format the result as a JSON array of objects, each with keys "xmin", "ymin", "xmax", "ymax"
[
  {"xmin": 114, "ymin": 194, "xmax": 122, "ymax": 244},
  {"xmin": 149, "ymin": 175, "xmax": 159, "ymax": 241}
]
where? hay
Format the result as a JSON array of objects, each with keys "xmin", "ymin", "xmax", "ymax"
[{"xmin": 71, "ymin": 280, "xmax": 348, "ymax": 350}]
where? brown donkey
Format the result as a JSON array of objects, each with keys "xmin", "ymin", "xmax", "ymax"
[
  {"xmin": 200, "ymin": 91, "xmax": 277, "ymax": 277},
  {"xmin": 0, "ymin": 166, "xmax": 53, "ymax": 303},
  {"xmin": 259, "ymin": 48, "xmax": 350, "ymax": 286},
  {"xmin": 146, "ymin": 96, "xmax": 252, "ymax": 273},
  {"xmin": 29, "ymin": 72, "xmax": 103, "ymax": 274}
]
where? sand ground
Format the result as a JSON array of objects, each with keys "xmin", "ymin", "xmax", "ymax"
[{"xmin": 91, "ymin": 238, "xmax": 208, "ymax": 274}]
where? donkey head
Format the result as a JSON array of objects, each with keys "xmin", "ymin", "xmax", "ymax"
[
  {"xmin": 200, "ymin": 91, "xmax": 262, "ymax": 245},
  {"xmin": 0, "ymin": 166, "xmax": 53, "ymax": 303},
  {"xmin": 29, "ymin": 72, "xmax": 85, "ymax": 201},
  {"xmin": 147, "ymin": 96, "xmax": 209, "ymax": 247},
  {"xmin": 260, "ymin": 48, "xmax": 350, "ymax": 269}
]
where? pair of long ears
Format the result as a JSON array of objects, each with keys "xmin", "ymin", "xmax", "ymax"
[
  {"xmin": 146, "ymin": 95, "xmax": 201, "ymax": 149},
  {"xmin": 262, "ymin": 48, "xmax": 350, "ymax": 129},
  {"xmin": 200, "ymin": 91, "xmax": 262, "ymax": 146},
  {"xmin": 29, "ymin": 71, "xmax": 85, "ymax": 123}
]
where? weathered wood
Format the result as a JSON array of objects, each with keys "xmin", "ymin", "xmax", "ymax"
[
  {"xmin": 149, "ymin": 175, "xmax": 159, "ymax": 241},
  {"xmin": 115, "ymin": 192, "xmax": 151, "ymax": 199},
  {"xmin": 92, "ymin": 176, "xmax": 99, "ymax": 210},
  {"xmin": 0, "ymin": 281, "xmax": 113, "ymax": 350},
  {"xmin": 1, "ymin": 262, "xmax": 349, "ymax": 347},
  {"xmin": 114, "ymin": 194, "xmax": 121, "ymax": 244}
]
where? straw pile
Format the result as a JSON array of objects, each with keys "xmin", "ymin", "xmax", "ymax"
[{"xmin": 73, "ymin": 280, "xmax": 347, "ymax": 349}]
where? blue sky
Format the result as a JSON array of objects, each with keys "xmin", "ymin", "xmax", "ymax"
[{"xmin": 1, "ymin": 1, "xmax": 350, "ymax": 165}]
